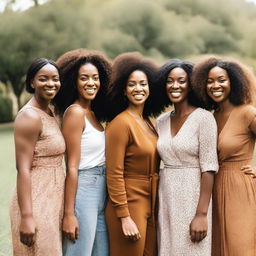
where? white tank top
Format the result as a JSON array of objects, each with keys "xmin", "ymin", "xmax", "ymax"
[{"xmin": 78, "ymin": 116, "xmax": 105, "ymax": 169}]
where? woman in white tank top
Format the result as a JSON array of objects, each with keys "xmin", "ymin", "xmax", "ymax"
[{"xmin": 53, "ymin": 49, "xmax": 112, "ymax": 256}]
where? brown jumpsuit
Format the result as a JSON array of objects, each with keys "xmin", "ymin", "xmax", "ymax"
[{"xmin": 105, "ymin": 110, "xmax": 159, "ymax": 256}]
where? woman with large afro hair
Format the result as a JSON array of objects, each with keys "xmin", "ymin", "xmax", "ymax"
[
  {"xmin": 54, "ymin": 49, "xmax": 111, "ymax": 256},
  {"xmin": 105, "ymin": 52, "xmax": 161, "ymax": 256},
  {"xmin": 156, "ymin": 59, "xmax": 218, "ymax": 255},
  {"xmin": 192, "ymin": 57, "xmax": 256, "ymax": 256}
]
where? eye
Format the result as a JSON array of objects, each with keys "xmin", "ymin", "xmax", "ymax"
[
  {"xmin": 80, "ymin": 76, "xmax": 88, "ymax": 81},
  {"xmin": 207, "ymin": 80, "xmax": 213, "ymax": 84},
  {"xmin": 141, "ymin": 83, "xmax": 148, "ymax": 87},
  {"xmin": 179, "ymin": 80, "xmax": 186, "ymax": 84},
  {"xmin": 219, "ymin": 79, "xmax": 226, "ymax": 83},
  {"xmin": 93, "ymin": 76, "xmax": 99, "ymax": 81},
  {"xmin": 39, "ymin": 78, "xmax": 47, "ymax": 82},
  {"xmin": 127, "ymin": 83, "xmax": 135, "ymax": 87},
  {"xmin": 53, "ymin": 78, "xmax": 60, "ymax": 82},
  {"xmin": 167, "ymin": 79, "xmax": 173, "ymax": 84}
]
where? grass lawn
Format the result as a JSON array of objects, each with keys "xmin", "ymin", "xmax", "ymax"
[
  {"xmin": 0, "ymin": 123, "xmax": 15, "ymax": 256},
  {"xmin": 1, "ymin": 122, "xmax": 256, "ymax": 255}
]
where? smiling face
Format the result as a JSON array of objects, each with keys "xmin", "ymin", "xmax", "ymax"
[
  {"xmin": 166, "ymin": 67, "xmax": 189, "ymax": 104},
  {"xmin": 77, "ymin": 63, "xmax": 100, "ymax": 101},
  {"xmin": 31, "ymin": 63, "xmax": 61, "ymax": 101},
  {"xmin": 206, "ymin": 66, "xmax": 231, "ymax": 103},
  {"xmin": 125, "ymin": 70, "xmax": 149, "ymax": 107}
]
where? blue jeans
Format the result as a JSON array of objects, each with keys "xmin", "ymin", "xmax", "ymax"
[{"xmin": 63, "ymin": 165, "xmax": 109, "ymax": 256}]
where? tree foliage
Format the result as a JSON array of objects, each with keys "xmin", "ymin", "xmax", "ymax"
[{"xmin": 0, "ymin": 0, "xmax": 256, "ymax": 110}]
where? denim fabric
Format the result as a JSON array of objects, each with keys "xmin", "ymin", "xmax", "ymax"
[{"xmin": 63, "ymin": 165, "xmax": 109, "ymax": 256}]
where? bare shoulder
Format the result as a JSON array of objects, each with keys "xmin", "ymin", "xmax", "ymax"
[
  {"xmin": 14, "ymin": 108, "xmax": 42, "ymax": 134},
  {"xmin": 63, "ymin": 104, "xmax": 85, "ymax": 120},
  {"xmin": 62, "ymin": 104, "xmax": 85, "ymax": 131}
]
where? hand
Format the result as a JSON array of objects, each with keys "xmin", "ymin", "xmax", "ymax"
[
  {"xmin": 189, "ymin": 214, "xmax": 208, "ymax": 243},
  {"xmin": 120, "ymin": 216, "xmax": 141, "ymax": 241},
  {"xmin": 62, "ymin": 214, "xmax": 79, "ymax": 243},
  {"xmin": 19, "ymin": 215, "xmax": 37, "ymax": 247},
  {"xmin": 241, "ymin": 165, "xmax": 256, "ymax": 178}
]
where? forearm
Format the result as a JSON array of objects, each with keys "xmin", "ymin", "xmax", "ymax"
[
  {"xmin": 17, "ymin": 170, "xmax": 33, "ymax": 217},
  {"xmin": 195, "ymin": 171, "xmax": 214, "ymax": 216},
  {"xmin": 63, "ymin": 168, "xmax": 78, "ymax": 216}
]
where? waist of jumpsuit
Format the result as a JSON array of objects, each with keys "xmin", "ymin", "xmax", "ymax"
[{"xmin": 124, "ymin": 170, "xmax": 159, "ymax": 225}]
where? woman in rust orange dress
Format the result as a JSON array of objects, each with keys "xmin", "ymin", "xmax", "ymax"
[
  {"xmin": 105, "ymin": 52, "xmax": 162, "ymax": 256},
  {"xmin": 192, "ymin": 57, "xmax": 256, "ymax": 256}
]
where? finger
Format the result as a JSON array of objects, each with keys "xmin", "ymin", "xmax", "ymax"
[
  {"xmin": 75, "ymin": 227, "xmax": 79, "ymax": 240},
  {"xmin": 195, "ymin": 231, "xmax": 201, "ymax": 242},
  {"xmin": 31, "ymin": 233, "xmax": 36, "ymax": 246},
  {"xmin": 26, "ymin": 234, "xmax": 33, "ymax": 247},
  {"xmin": 190, "ymin": 231, "xmax": 196, "ymax": 242},
  {"xmin": 241, "ymin": 165, "xmax": 251, "ymax": 170}
]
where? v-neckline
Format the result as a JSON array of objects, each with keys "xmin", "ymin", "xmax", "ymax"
[
  {"xmin": 126, "ymin": 111, "xmax": 157, "ymax": 139},
  {"xmin": 215, "ymin": 107, "xmax": 235, "ymax": 137},
  {"xmin": 169, "ymin": 108, "xmax": 198, "ymax": 139}
]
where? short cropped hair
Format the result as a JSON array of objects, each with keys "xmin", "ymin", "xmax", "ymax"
[{"xmin": 25, "ymin": 58, "xmax": 59, "ymax": 94}]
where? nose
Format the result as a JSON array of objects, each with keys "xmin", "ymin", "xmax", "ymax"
[
  {"xmin": 171, "ymin": 81, "xmax": 179, "ymax": 89},
  {"xmin": 212, "ymin": 81, "xmax": 221, "ymax": 89},
  {"xmin": 134, "ymin": 83, "xmax": 143, "ymax": 91},
  {"xmin": 48, "ymin": 79, "xmax": 55, "ymax": 87},
  {"xmin": 87, "ymin": 78, "xmax": 94, "ymax": 86}
]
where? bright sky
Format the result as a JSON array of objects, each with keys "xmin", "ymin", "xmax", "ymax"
[
  {"xmin": 0, "ymin": 0, "xmax": 49, "ymax": 12},
  {"xmin": 0, "ymin": 0, "xmax": 255, "ymax": 12}
]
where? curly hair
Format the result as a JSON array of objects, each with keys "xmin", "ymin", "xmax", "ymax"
[
  {"xmin": 157, "ymin": 59, "xmax": 203, "ymax": 109},
  {"xmin": 106, "ymin": 52, "xmax": 162, "ymax": 121},
  {"xmin": 192, "ymin": 57, "xmax": 252, "ymax": 110},
  {"xmin": 53, "ymin": 48, "xmax": 112, "ymax": 121},
  {"xmin": 25, "ymin": 58, "xmax": 59, "ymax": 94}
]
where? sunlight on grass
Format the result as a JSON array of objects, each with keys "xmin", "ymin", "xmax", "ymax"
[{"xmin": 0, "ymin": 124, "xmax": 15, "ymax": 256}]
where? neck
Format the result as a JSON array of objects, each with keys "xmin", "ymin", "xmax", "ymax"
[
  {"xmin": 173, "ymin": 100, "xmax": 194, "ymax": 116},
  {"xmin": 218, "ymin": 99, "xmax": 234, "ymax": 113},
  {"xmin": 126, "ymin": 104, "xmax": 144, "ymax": 118},
  {"xmin": 76, "ymin": 97, "xmax": 92, "ymax": 110},
  {"xmin": 31, "ymin": 95, "xmax": 50, "ymax": 112}
]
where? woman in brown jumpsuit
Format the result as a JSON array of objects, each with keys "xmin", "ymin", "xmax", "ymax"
[{"xmin": 105, "ymin": 52, "xmax": 162, "ymax": 256}]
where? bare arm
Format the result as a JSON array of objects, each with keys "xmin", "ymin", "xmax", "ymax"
[
  {"xmin": 241, "ymin": 115, "xmax": 256, "ymax": 177},
  {"xmin": 190, "ymin": 112, "xmax": 218, "ymax": 242},
  {"xmin": 62, "ymin": 106, "xmax": 85, "ymax": 242},
  {"xmin": 190, "ymin": 172, "xmax": 214, "ymax": 242},
  {"xmin": 14, "ymin": 109, "xmax": 41, "ymax": 247}
]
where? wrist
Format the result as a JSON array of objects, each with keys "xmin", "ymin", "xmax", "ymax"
[
  {"xmin": 195, "ymin": 211, "xmax": 207, "ymax": 217},
  {"xmin": 21, "ymin": 213, "xmax": 33, "ymax": 218}
]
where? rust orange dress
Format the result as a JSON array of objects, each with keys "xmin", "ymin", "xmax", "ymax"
[
  {"xmin": 105, "ymin": 110, "xmax": 160, "ymax": 256},
  {"xmin": 212, "ymin": 104, "xmax": 256, "ymax": 256}
]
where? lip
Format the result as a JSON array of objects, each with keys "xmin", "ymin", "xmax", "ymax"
[
  {"xmin": 84, "ymin": 88, "xmax": 96, "ymax": 94},
  {"xmin": 211, "ymin": 91, "xmax": 223, "ymax": 97},
  {"xmin": 132, "ymin": 93, "xmax": 145, "ymax": 100},
  {"xmin": 169, "ymin": 91, "xmax": 181, "ymax": 98}
]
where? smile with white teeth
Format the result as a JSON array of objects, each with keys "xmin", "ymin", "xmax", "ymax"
[
  {"xmin": 170, "ymin": 92, "xmax": 181, "ymax": 98},
  {"xmin": 212, "ymin": 91, "xmax": 223, "ymax": 97},
  {"xmin": 45, "ymin": 88, "xmax": 56, "ymax": 94},
  {"xmin": 85, "ymin": 88, "xmax": 96, "ymax": 94},
  {"xmin": 133, "ymin": 94, "xmax": 144, "ymax": 100}
]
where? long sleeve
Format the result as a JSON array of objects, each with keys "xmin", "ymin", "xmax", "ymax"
[
  {"xmin": 105, "ymin": 117, "xmax": 131, "ymax": 218},
  {"xmin": 199, "ymin": 111, "xmax": 219, "ymax": 173}
]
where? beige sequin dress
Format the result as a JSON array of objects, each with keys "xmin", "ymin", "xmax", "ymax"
[
  {"xmin": 156, "ymin": 108, "xmax": 218, "ymax": 256},
  {"xmin": 10, "ymin": 105, "xmax": 65, "ymax": 256}
]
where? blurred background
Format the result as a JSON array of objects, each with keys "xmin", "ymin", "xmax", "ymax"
[{"xmin": 1, "ymin": 0, "xmax": 256, "ymax": 254}]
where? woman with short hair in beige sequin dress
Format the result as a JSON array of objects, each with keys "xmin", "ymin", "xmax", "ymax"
[{"xmin": 10, "ymin": 58, "xmax": 65, "ymax": 256}]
